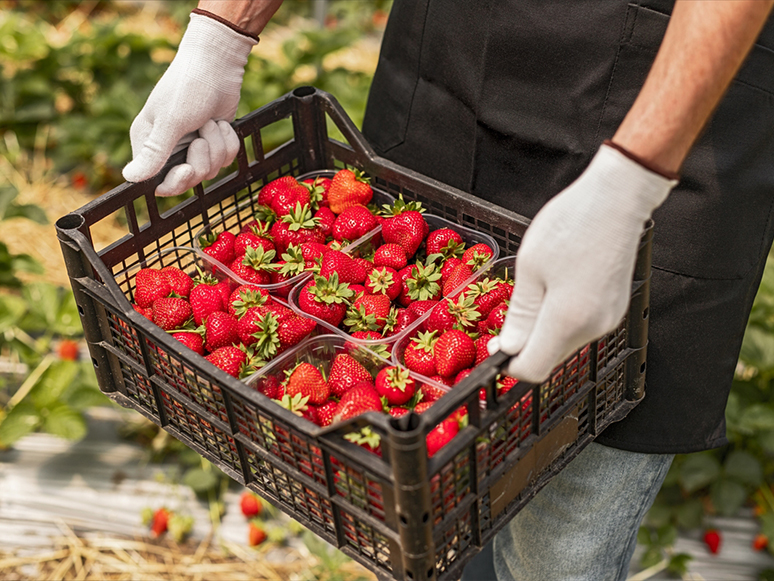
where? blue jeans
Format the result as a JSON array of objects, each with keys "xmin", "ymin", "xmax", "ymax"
[{"xmin": 460, "ymin": 442, "xmax": 674, "ymax": 581}]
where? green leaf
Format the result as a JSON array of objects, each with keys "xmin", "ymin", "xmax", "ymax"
[
  {"xmin": 637, "ymin": 526, "xmax": 652, "ymax": 546},
  {"xmin": 675, "ymin": 498, "xmax": 704, "ymax": 530},
  {"xmin": 741, "ymin": 326, "xmax": 774, "ymax": 372},
  {"xmin": 678, "ymin": 453, "xmax": 721, "ymax": 493},
  {"xmin": 723, "ymin": 450, "xmax": 762, "ymax": 486},
  {"xmin": 0, "ymin": 184, "xmax": 19, "ymax": 218},
  {"xmin": 42, "ymin": 404, "xmax": 86, "ymax": 441},
  {"xmin": 655, "ymin": 524, "xmax": 677, "ymax": 547},
  {"xmin": 29, "ymin": 360, "xmax": 78, "ymax": 408},
  {"xmin": 759, "ymin": 568, "xmax": 774, "ymax": 581},
  {"xmin": 760, "ymin": 513, "xmax": 774, "ymax": 542},
  {"xmin": 53, "ymin": 290, "xmax": 82, "ymax": 336},
  {"xmin": 11, "ymin": 253, "xmax": 44, "ymax": 275},
  {"xmin": 710, "ymin": 478, "xmax": 747, "ymax": 517},
  {"xmin": 4, "ymin": 203, "xmax": 48, "ymax": 225},
  {"xmin": 182, "ymin": 467, "xmax": 219, "ymax": 493},
  {"xmin": 644, "ymin": 502, "xmax": 672, "ymax": 528},
  {"xmin": 640, "ymin": 546, "xmax": 663, "ymax": 570},
  {"xmin": 0, "ymin": 401, "xmax": 40, "ymax": 447},
  {"xmin": 738, "ymin": 404, "xmax": 774, "ymax": 433},
  {"xmin": 64, "ymin": 385, "xmax": 107, "ymax": 409},
  {"xmin": 666, "ymin": 553, "xmax": 692, "ymax": 577},
  {"xmin": 0, "ymin": 293, "xmax": 28, "ymax": 331},
  {"xmin": 758, "ymin": 430, "xmax": 774, "ymax": 454}
]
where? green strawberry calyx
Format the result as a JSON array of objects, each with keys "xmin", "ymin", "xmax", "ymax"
[
  {"xmin": 343, "ymin": 305, "xmax": 380, "ymax": 332},
  {"xmin": 308, "ymin": 273, "xmax": 354, "ymax": 305},
  {"xmin": 274, "ymin": 393, "xmax": 310, "ymax": 416},
  {"xmin": 380, "ymin": 194, "xmax": 425, "ymax": 217},
  {"xmin": 344, "ymin": 426, "xmax": 381, "ymax": 449},
  {"xmin": 406, "ymin": 263, "xmax": 442, "ymax": 301},
  {"xmin": 231, "ymin": 288, "xmax": 269, "ymax": 317},
  {"xmin": 447, "ymin": 294, "xmax": 481, "ymax": 330},
  {"xmin": 242, "ymin": 246, "xmax": 278, "ymax": 272},
  {"xmin": 279, "ymin": 245, "xmax": 307, "ymax": 276},
  {"xmin": 250, "ymin": 312, "xmax": 280, "ymax": 360},
  {"xmin": 411, "ymin": 330, "xmax": 438, "ymax": 353},
  {"xmin": 387, "ymin": 367, "xmax": 412, "ymax": 393},
  {"xmin": 282, "ymin": 202, "xmax": 320, "ymax": 232}
]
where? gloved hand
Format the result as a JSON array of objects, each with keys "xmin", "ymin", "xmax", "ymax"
[
  {"xmin": 488, "ymin": 143, "xmax": 678, "ymax": 382},
  {"xmin": 122, "ymin": 12, "xmax": 257, "ymax": 196}
]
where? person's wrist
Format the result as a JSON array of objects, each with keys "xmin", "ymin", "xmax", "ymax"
[{"xmin": 191, "ymin": 8, "xmax": 260, "ymax": 42}]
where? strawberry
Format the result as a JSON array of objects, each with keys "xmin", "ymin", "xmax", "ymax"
[
  {"xmin": 497, "ymin": 375, "xmax": 519, "ymax": 395},
  {"xmin": 333, "ymin": 382, "xmax": 383, "ymax": 423},
  {"xmin": 240, "ymin": 217, "xmax": 273, "ymax": 234},
  {"xmin": 375, "ymin": 366, "xmax": 417, "ymax": 406},
  {"xmin": 199, "ymin": 231, "xmax": 236, "ymax": 266},
  {"xmin": 248, "ymin": 522, "xmax": 267, "ymax": 546},
  {"xmin": 303, "ymin": 175, "xmax": 332, "ymax": 208},
  {"xmin": 258, "ymin": 175, "xmax": 301, "ymax": 207},
  {"xmin": 205, "ymin": 345, "xmax": 247, "ymax": 377},
  {"xmin": 315, "ymin": 206, "xmax": 336, "ymax": 238},
  {"xmin": 404, "ymin": 331, "xmax": 438, "ymax": 376},
  {"xmin": 426, "ymin": 228, "xmax": 464, "ymax": 258},
  {"xmin": 160, "ymin": 266, "xmax": 194, "ymax": 298},
  {"xmin": 486, "ymin": 303, "xmax": 508, "ymax": 333},
  {"xmin": 135, "ymin": 268, "xmax": 171, "ymax": 308},
  {"xmin": 455, "ymin": 368, "xmax": 473, "ymax": 384},
  {"xmin": 320, "ymin": 251, "xmax": 367, "ymax": 284},
  {"xmin": 229, "ymin": 246, "xmax": 277, "ymax": 285},
  {"xmin": 328, "ymin": 168, "xmax": 373, "ymax": 214},
  {"xmin": 285, "ymin": 362, "xmax": 330, "ymax": 405},
  {"xmin": 426, "ymin": 419, "xmax": 460, "ymax": 457},
  {"xmin": 189, "ymin": 274, "xmax": 225, "ymax": 325},
  {"xmin": 228, "ymin": 285, "xmax": 269, "ymax": 317},
  {"xmin": 152, "ymin": 297, "xmax": 192, "ymax": 331},
  {"xmin": 420, "ymin": 382, "xmax": 447, "ymax": 402},
  {"xmin": 462, "ymin": 243, "xmax": 495, "ymax": 270},
  {"xmin": 466, "ymin": 278, "xmax": 512, "ymax": 319},
  {"xmin": 343, "ymin": 426, "xmax": 382, "ymax": 456},
  {"xmin": 270, "ymin": 203, "xmax": 325, "ymax": 255},
  {"xmin": 149, "ymin": 507, "xmax": 170, "ymax": 538},
  {"xmin": 401, "ymin": 263, "xmax": 442, "ymax": 305},
  {"xmin": 424, "ymin": 294, "xmax": 480, "ymax": 334},
  {"xmin": 389, "ymin": 406, "xmax": 410, "ymax": 418},
  {"xmin": 381, "ymin": 197, "xmax": 428, "ymax": 257},
  {"xmin": 316, "ymin": 400, "xmax": 338, "ymax": 427},
  {"xmin": 434, "ymin": 329, "xmax": 476, "ymax": 378},
  {"xmin": 475, "ymin": 335, "xmax": 493, "ymax": 365},
  {"xmin": 442, "ymin": 263, "xmax": 474, "ymax": 297},
  {"xmin": 354, "ymin": 257, "xmax": 375, "ymax": 277},
  {"xmin": 407, "ymin": 299, "xmax": 440, "ymax": 320},
  {"xmin": 133, "ymin": 304, "xmax": 154, "ymax": 321},
  {"xmin": 383, "ymin": 306, "xmax": 418, "ymax": 337},
  {"xmin": 301, "ymin": 241, "xmax": 330, "ymax": 263},
  {"xmin": 240, "ymin": 492, "xmax": 262, "ymax": 518},
  {"xmin": 172, "ymin": 331, "xmax": 204, "ymax": 355},
  {"xmin": 328, "ymin": 353, "xmax": 373, "ymax": 398},
  {"xmin": 298, "ymin": 275, "xmax": 354, "ymax": 327},
  {"xmin": 344, "ymin": 293, "xmax": 391, "ymax": 332},
  {"xmin": 332, "ymin": 205, "xmax": 378, "ymax": 241},
  {"xmin": 365, "ymin": 266, "xmax": 401, "ymax": 301},
  {"xmin": 440, "ymin": 257, "xmax": 464, "ymax": 288},
  {"xmin": 348, "ymin": 284, "xmax": 367, "ymax": 297},
  {"xmin": 204, "ymin": 311, "xmax": 239, "ymax": 352},
  {"xmin": 57, "ymin": 339, "xmax": 79, "ymax": 361},
  {"xmin": 256, "ymin": 375, "xmax": 283, "ymax": 399},
  {"xmin": 277, "ymin": 314, "xmax": 317, "ymax": 351},
  {"xmin": 373, "ymin": 243, "xmax": 408, "ymax": 270},
  {"xmin": 703, "ymin": 529, "xmax": 721, "ymax": 554},
  {"xmin": 753, "ymin": 533, "xmax": 768, "ymax": 551},
  {"xmin": 414, "ymin": 401, "xmax": 434, "ymax": 414},
  {"xmin": 234, "ymin": 226, "xmax": 275, "ymax": 257},
  {"xmin": 262, "ymin": 176, "xmax": 310, "ymax": 216}
]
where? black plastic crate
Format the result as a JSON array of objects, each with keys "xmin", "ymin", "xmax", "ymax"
[{"xmin": 55, "ymin": 87, "xmax": 651, "ymax": 581}]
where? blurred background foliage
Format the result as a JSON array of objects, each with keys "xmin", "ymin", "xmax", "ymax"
[{"xmin": 2, "ymin": 0, "xmax": 774, "ymax": 574}]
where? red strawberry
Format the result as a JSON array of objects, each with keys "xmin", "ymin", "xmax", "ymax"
[
  {"xmin": 277, "ymin": 314, "xmax": 317, "ymax": 351},
  {"xmin": 230, "ymin": 246, "xmax": 277, "ymax": 285},
  {"xmin": 270, "ymin": 204, "xmax": 325, "ymax": 255},
  {"xmin": 172, "ymin": 331, "xmax": 204, "ymax": 355},
  {"xmin": 298, "ymin": 275, "xmax": 354, "ymax": 327},
  {"xmin": 348, "ymin": 284, "xmax": 367, "ymax": 297},
  {"xmin": 333, "ymin": 382, "xmax": 383, "ymax": 423},
  {"xmin": 442, "ymin": 263, "xmax": 474, "ymax": 297},
  {"xmin": 475, "ymin": 335, "xmax": 493, "ymax": 365},
  {"xmin": 454, "ymin": 368, "xmax": 473, "ymax": 385},
  {"xmin": 383, "ymin": 306, "xmax": 418, "ymax": 338},
  {"xmin": 753, "ymin": 533, "xmax": 768, "ymax": 552},
  {"xmin": 486, "ymin": 303, "xmax": 508, "ymax": 333},
  {"xmin": 328, "ymin": 168, "xmax": 373, "ymax": 214},
  {"xmin": 440, "ymin": 257, "xmax": 464, "ymax": 288},
  {"xmin": 240, "ymin": 217, "xmax": 273, "ymax": 234},
  {"xmin": 434, "ymin": 329, "xmax": 476, "ymax": 378},
  {"xmin": 320, "ymin": 251, "xmax": 367, "ymax": 284},
  {"xmin": 205, "ymin": 345, "xmax": 247, "ymax": 377},
  {"xmin": 256, "ymin": 375, "xmax": 283, "ymax": 399},
  {"xmin": 315, "ymin": 206, "xmax": 336, "ymax": 238},
  {"xmin": 420, "ymin": 382, "xmax": 447, "ymax": 402},
  {"xmin": 258, "ymin": 175, "xmax": 301, "ymax": 207},
  {"xmin": 240, "ymin": 492, "xmax": 262, "ymax": 518},
  {"xmin": 204, "ymin": 311, "xmax": 239, "ymax": 351},
  {"xmin": 135, "ymin": 268, "xmax": 171, "ymax": 308},
  {"xmin": 189, "ymin": 276, "xmax": 225, "ymax": 325},
  {"xmin": 228, "ymin": 285, "xmax": 269, "ymax": 317},
  {"xmin": 152, "ymin": 297, "xmax": 192, "ymax": 331},
  {"xmin": 316, "ymin": 400, "xmax": 338, "ymax": 427},
  {"xmin": 407, "ymin": 299, "xmax": 440, "ymax": 320},
  {"xmin": 462, "ymin": 243, "xmax": 495, "ymax": 270},
  {"xmin": 264, "ymin": 176, "xmax": 309, "ymax": 216},
  {"xmin": 248, "ymin": 522, "xmax": 267, "ymax": 546},
  {"xmin": 344, "ymin": 293, "xmax": 391, "ymax": 332},
  {"xmin": 332, "ymin": 205, "xmax": 378, "ymax": 241},
  {"xmin": 389, "ymin": 406, "xmax": 409, "ymax": 418},
  {"xmin": 426, "ymin": 419, "xmax": 459, "ymax": 457},
  {"xmin": 302, "ymin": 175, "xmax": 332, "ymax": 208},
  {"xmin": 365, "ymin": 266, "xmax": 401, "ymax": 301},
  {"xmin": 57, "ymin": 339, "xmax": 79, "ymax": 361},
  {"xmin": 375, "ymin": 366, "xmax": 417, "ymax": 406},
  {"xmin": 349, "ymin": 330, "xmax": 383, "ymax": 343},
  {"xmin": 404, "ymin": 331, "xmax": 438, "ymax": 376},
  {"xmin": 382, "ymin": 212, "xmax": 427, "ymax": 258},
  {"xmin": 401, "ymin": 263, "xmax": 442, "ymax": 306},
  {"xmin": 353, "ymin": 257, "xmax": 375, "ymax": 278},
  {"xmin": 286, "ymin": 362, "xmax": 330, "ymax": 405},
  {"xmin": 150, "ymin": 507, "xmax": 170, "ymax": 538},
  {"xmin": 234, "ymin": 227, "xmax": 275, "ymax": 257},
  {"xmin": 133, "ymin": 304, "xmax": 154, "ymax": 321},
  {"xmin": 373, "ymin": 243, "xmax": 407, "ymax": 270},
  {"xmin": 703, "ymin": 529, "xmax": 721, "ymax": 554},
  {"xmin": 466, "ymin": 278, "xmax": 512, "ymax": 319},
  {"xmin": 497, "ymin": 375, "xmax": 519, "ymax": 395},
  {"xmin": 328, "ymin": 353, "xmax": 373, "ymax": 398},
  {"xmin": 424, "ymin": 295, "xmax": 480, "ymax": 334},
  {"xmin": 199, "ymin": 231, "xmax": 236, "ymax": 266},
  {"xmin": 414, "ymin": 401, "xmax": 434, "ymax": 414},
  {"xmin": 426, "ymin": 228, "xmax": 464, "ymax": 258},
  {"xmin": 160, "ymin": 266, "xmax": 194, "ymax": 298},
  {"xmin": 301, "ymin": 241, "xmax": 330, "ymax": 262}
]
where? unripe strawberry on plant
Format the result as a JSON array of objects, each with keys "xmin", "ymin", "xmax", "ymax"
[
  {"xmin": 375, "ymin": 366, "xmax": 417, "ymax": 406},
  {"xmin": 135, "ymin": 268, "xmax": 172, "ymax": 308},
  {"xmin": 332, "ymin": 205, "xmax": 378, "ymax": 242},
  {"xmin": 328, "ymin": 168, "xmax": 373, "ymax": 214},
  {"xmin": 240, "ymin": 491, "xmax": 263, "ymax": 518}
]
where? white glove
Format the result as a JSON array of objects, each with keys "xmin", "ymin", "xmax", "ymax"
[
  {"xmin": 122, "ymin": 13, "xmax": 257, "ymax": 196},
  {"xmin": 488, "ymin": 143, "xmax": 678, "ymax": 382}
]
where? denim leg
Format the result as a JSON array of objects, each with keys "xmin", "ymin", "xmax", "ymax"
[{"xmin": 491, "ymin": 442, "xmax": 673, "ymax": 581}]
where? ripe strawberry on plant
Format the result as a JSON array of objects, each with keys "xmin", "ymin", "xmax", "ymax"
[
  {"xmin": 152, "ymin": 297, "xmax": 192, "ymax": 331},
  {"xmin": 332, "ymin": 205, "xmax": 378, "ymax": 242},
  {"xmin": 328, "ymin": 353, "xmax": 374, "ymax": 398},
  {"xmin": 462, "ymin": 243, "xmax": 495, "ymax": 270},
  {"xmin": 199, "ymin": 231, "xmax": 236, "ymax": 266},
  {"xmin": 333, "ymin": 382, "xmax": 383, "ymax": 423},
  {"xmin": 435, "ymin": 329, "xmax": 476, "ymax": 378},
  {"xmin": 148, "ymin": 507, "xmax": 170, "ymax": 538},
  {"xmin": 344, "ymin": 293, "xmax": 391, "ymax": 333},
  {"xmin": 426, "ymin": 419, "xmax": 460, "ymax": 457},
  {"xmin": 424, "ymin": 294, "xmax": 480, "ymax": 334},
  {"xmin": 205, "ymin": 345, "xmax": 247, "ymax": 377},
  {"xmin": 189, "ymin": 273, "xmax": 225, "ymax": 325},
  {"xmin": 426, "ymin": 228, "xmax": 464, "ymax": 258},
  {"xmin": 442, "ymin": 263, "xmax": 474, "ymax": 297},
  {"xmin": 373, "ymin": 243, "xmax": 408, "ymax": 270},
  {"xmin": 204, "ymin": 311, "xmax": 239, "ymax": 352},
  {"xmin": 229, "ymin": 246, "xmax": 277, "ymax": 285},
  {"xmin": 328, "ymin": 168, "xmax": 373, "ymax": 214},
  {"xmin": 753, "ymin": 533, "xmax": 768, "ymax": 551},
  {"xmin": 160, "ymin": 266, "xmax": 194, "ymax": 298},
  {"xmin": 248, "ymin": 521, "xmax": 268, "ymax": 546},
  {"xmin": 227, "ymin": 285, "xmax": 269, "ymax": 317},
  {"xmin": 381, "ymin": 196, "xmax": 428, "ymax": 258},
  {"xmin": 375, "ymin": 366, "xmax": 417, "ymax": 406},
  {"xmin": 320, "ymin": 250, "xmax": 367, "ymax": 284},
  {"xmin": 240, "ymin": 491, "xmax": 263, "ymax": 518},
  {"xmin": 135, "ymin": 268, "xmax": 172, "ymax": 308},
  {"xmin": 270, "ymin": 203, "xmax": 325, "ymax": 255},
  {"xmin": 366, "ymin": 266, "xmax": 401, "ymax": 301},
  {"xmin": 285, "ymin": 362, "xmax": 330, "ymax": 405},
  {"xmin": 703, "ymin": 529, "xmax": 721, "ymax": 554},
  {"xmin": 404, "ymin": 331, "xmax": 438, "ymax": 376},
  {"xmin": 172, "ymin": 331, "xmax": 205, "ymax": 355},
  {"xmin": 298, "ymin": 274, "xmax": 354, "ymax": 327}
]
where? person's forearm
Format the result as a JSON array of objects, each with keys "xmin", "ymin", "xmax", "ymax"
[
  {"xmin": 197, "ymin": 0, "xmax": 284, "ymax": 36},
  {"xmin": 613, "ymin": 0, "xmax": 774, "ymax": 175}
]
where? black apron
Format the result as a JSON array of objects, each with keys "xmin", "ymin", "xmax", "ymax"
[{"xmin": 362, "ymin": 0, "xmax": 774, "ymax": 454}]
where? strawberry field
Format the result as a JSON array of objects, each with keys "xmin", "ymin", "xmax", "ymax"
[{"xmin": 3, "ymin": 1, "xmax": 774, "ymax": 580}]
